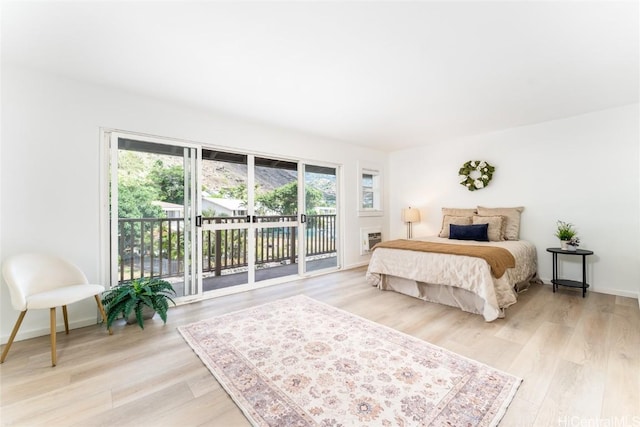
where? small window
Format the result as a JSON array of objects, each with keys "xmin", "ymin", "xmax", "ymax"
[{"xmin": 358, "ymin": 165, "xmax": 383, "ymax": 216}]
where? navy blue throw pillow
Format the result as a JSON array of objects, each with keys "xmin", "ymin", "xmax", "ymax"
[{"xmin": 449, "ymin": 223, "xmax": 489, "ymax": 242}]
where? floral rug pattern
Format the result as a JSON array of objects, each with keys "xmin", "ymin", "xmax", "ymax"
[{"xmin": 178, "ymin": 295, "xmax": 521, "ymax": 426}]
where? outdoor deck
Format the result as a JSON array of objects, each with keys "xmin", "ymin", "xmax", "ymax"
[{"xmin": 170, "ymin": 255, "xmax": 338, "ymax": 296}]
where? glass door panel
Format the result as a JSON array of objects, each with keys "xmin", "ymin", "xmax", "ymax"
[
  {"xmin": 253, "ymin": 157, "xmax": 299, "ymax": 283},
  {"xmin": 303, "ymin": 164, "xmax": 339, "ymax": 273},
  {"xmin": 200, "ymin": 149, "xmax": 251, "ymax": 293},
  {"xmin": 112, "ymin": 136, "xmax": 198, "ymax": 299}
]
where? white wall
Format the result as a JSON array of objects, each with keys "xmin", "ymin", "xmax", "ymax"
[
  {"xmin": 389, "ymin": 104, "xmax": 640, "ymax": 299},
  {"xmin": 0, "ymin": 65, "xmax": 388, "ymax": 342},
  {"xmin": 3, "ymin": 64, "xmax": 636, "ymax": 343}
]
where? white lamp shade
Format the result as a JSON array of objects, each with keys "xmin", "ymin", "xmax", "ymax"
[{"xmin": 402, "ymin": 207, "xmax": 421, "ymax": 223}]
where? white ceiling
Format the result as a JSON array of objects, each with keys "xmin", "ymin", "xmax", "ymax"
[{"xmin": 2, "ymin": 1, "xmax": 638, "ymax": 151}]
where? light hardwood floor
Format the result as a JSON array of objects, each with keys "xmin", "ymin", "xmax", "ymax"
[{"xmin": 1, "ymin": 267, "xmax": 639, "ymax": 426}]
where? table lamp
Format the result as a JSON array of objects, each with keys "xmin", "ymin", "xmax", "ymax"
[{"xmin": 402, "ymin": 207, "xmax": 421, "ymax": 239}]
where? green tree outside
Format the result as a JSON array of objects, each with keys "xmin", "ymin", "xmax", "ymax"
[
  {"xmin": 149, "ymin": 160, "xmax": 185, "ymax": 205},
  {"xmin": 256, "ymin": 182, "xmax": 324, "ymax": 215}
]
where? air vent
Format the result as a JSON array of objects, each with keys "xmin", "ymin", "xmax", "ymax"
[{"xmin": 360, "ymin": 227, "xmax": 382, "ymax": 255}]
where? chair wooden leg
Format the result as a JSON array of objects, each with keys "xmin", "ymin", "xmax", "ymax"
[
  {"xmin": 62, "ymin": 305, "xmax": 69, "ymax": 334},
  {"xmin": 1, "ymin": 311, "xmax": 27, "ymax": 363},
  {"xmin": 94, "ymin": 295, "xmax": 112, "ymax": 335},
  {"xmin": 50, "ymin": 307, "xmax": 57, "ymax": 367}
]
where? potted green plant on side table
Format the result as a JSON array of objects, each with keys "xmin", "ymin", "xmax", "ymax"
[
  {"xmin": 102, "ymin": 277, "xmax": 177, "ymax": 329},
  {"xmin": 554, "ymin": 220, "xmax": 577, "ymax": 250}
]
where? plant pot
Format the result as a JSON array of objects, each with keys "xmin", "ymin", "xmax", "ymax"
[
  {"xmin": 567, "ymin": 245, "xmax": 577, "ymax": 252},
  {"xmin": 126, "ymin": 306, "xmax": 156, "ymax": 325},
  {"xmin": 560, "ymin": 240, "xmax": 568, "ymax": 250}
]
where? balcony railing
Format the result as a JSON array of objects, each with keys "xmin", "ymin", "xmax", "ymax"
[{"xmin": 117, "ymin": 214, "xmax": 336, "ymax": 283}]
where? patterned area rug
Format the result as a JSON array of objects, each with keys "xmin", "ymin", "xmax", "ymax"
[{"xmin": 178, "ymin": 295, "xmax": 521, "ymax": 426}]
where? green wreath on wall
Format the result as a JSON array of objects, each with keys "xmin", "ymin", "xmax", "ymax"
[{"xmin": 458, "ymin": 160, "xmax": 495, "ymax": 191}]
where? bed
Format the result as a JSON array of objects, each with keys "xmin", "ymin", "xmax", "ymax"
[{"xmin": 366, "ymin": 206, "xmax": 539, "ymax": 321}]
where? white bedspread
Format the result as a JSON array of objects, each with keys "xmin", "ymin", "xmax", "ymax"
[{"xmin": 366, "ymin": 236, "xmax": 538, "ymax": 321}]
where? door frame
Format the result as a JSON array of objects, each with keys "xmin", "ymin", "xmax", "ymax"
[
  {"xmin": 298, "ymin": 161, "xmax": 341, "ymax": 276},
  {"xmin": 100, "ymin": 129, "xmax": 343, "ymax": 304},
  {"xmin": 101, "ymin": 129, "xmax": 202, "ymax": 304}
]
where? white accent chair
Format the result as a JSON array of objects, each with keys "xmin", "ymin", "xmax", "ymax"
[{"xmin": 1, "ymin": 253, "xmax": 111, "ymax": 367}]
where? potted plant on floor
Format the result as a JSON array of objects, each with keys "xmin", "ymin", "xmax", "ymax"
[
  {"xmin": 554, "ymin": 220, "xmax": 577, "ymax": 250},
  {"xmin": 102, "ymin": 277, "xmax": 177, "ymax": 329}
]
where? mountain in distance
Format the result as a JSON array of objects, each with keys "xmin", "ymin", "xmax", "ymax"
[
  {"xmin": 141, "ymin": 153, "xmax": 336, "ymax": 207},
  {"xmin": 204, "ymin": 162, "xmax": 336, "ymax": 207},
  {"xmin": 120, "ymin": 149, "xmax": 336, "ymax": 207}
]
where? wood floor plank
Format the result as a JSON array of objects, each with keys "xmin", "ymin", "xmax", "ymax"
[
  {"xmin": 97, "ymin": 382, "xmax": 196, "ymax": 427},
  {"xmin": 4, "ymin": 389, "xmax": 113, "ymax": 427},
  {"xmin": 498, "ymin": 395, "xmax": 539, "ymax": 427},
  {"xmin": 494, "ymin": 283, "xmax": 550, "ymax": 345},
  {"xmin": 561, "ymin": 301, "xmax": 611, "ymax": 369},
  {"xmin": 615, "ymin": 295, "xmax": 639, "ymax": 308},
  {"xmin": 444, "ymin": 334, "xmax": 524, "ymax": 372},
  {"xmin": 1, "ymin": 266, "xmax": 638, "ymax": 426},
  {"xmin": 506, "ymin": 321, "xmax": 574, "ymax": 406},
  {"xmin": 546, "ymin": 289, "xmax": 585, "ymax": 327},
  {"xmin": 150, "ymin": 391, "xmax": 246, "ymax": 427},
  {"xmin": 532, "ymin": 359, "xmax": 605, "ymax": 425},
  {"xmin": 110, "ymin": 358, "xmax": 207, "ymax": 409},
  {"xmin": 187, "ymin": 370, "xmax": 223, "ymax": 399},
  {"xmin": 0, "ymin": 369, "xmax": 71, "ymax": 406},
  {"xmin": 601, "ymin": 304, "xmax": 640, "ymax": 420}
]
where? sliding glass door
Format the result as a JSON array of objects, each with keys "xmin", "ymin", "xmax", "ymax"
[
  {"xmin": 108, "ymin": 132, "xmax": 340, "ymax": 300},
  {"xmin": 199, "ymin": 150, "xmax": 250, "ymax": 292},
  {"xmin": 302, "ymin": 164, "xmax": 338, "ymax": 274},
  {"xmin": 253, "ymin": 157, "xmax": 300, "ymax": 283},
  {"xmin": 110, "ymin": 134, "xmax": 199, "ymax": 298},
  {"xmin": 200, "ymin": 154, "xmax": 302, "ymax": 291}
]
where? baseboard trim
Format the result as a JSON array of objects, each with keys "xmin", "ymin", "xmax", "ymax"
[
  {"xmin": 1, "ymin": 317, "xmax": 101, "ymax": 345},
  {"xmin": 344, "ymin": 260, "xmax": 370, "ymax": 269},
  {"xmin": 538, "ymin": 277, "xmax": 640, "ymax": 301}
]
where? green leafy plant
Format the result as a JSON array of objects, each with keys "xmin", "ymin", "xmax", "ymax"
[
  {"xmin": 555, "ymin": 220, "xmax": 577, "ymax": 241},
  {"xmin": 102, "ymin": 277, "xmax": 176, "ymax": 329}
]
